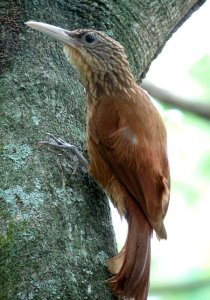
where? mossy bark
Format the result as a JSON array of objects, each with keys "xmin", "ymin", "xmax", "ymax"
[{"xmin": 0, "ymin": 0, "xmax": 205, "ymax": 299}]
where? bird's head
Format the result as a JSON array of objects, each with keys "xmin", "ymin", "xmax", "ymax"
[{"xmin": 26, "ymin": 21, "xmax": 134, "ymax": 98}]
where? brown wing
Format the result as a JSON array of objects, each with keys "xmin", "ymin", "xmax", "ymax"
[{"xmin": 88, "ymin": 89, "xmax": 170, "ymax": 238}]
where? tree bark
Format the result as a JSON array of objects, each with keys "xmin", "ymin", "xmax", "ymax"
[{"xmin": 0, "ymin": 0, "xmax": 205, "ymax": 299}]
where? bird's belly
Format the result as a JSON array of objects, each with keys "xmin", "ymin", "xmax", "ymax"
[{"xmin": 88, "ymin": 139, "xmax": 127, "ymax": 216}]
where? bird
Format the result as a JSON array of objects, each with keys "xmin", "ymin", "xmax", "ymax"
[{"xmin": 26, "ymin": 21, "xmax": 170, "ymax": 300}]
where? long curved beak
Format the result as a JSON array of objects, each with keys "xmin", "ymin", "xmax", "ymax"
[{"xmin": 25, "ymin": 21, "xmax": 76, "ymax": 47}]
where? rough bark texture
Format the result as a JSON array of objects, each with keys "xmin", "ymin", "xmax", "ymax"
[{"xmin": 0, "ymin": 0, "xmax": 205, "ymax": 299}]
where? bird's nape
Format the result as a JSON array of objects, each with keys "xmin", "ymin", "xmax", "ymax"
[{"xmin": 26, "ymin": 21, "xmax": 134, "ymax": 97}]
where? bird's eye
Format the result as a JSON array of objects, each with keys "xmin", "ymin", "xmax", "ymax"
[{"xmin": 85, "ymin": 33, "xmax": 96, "ymax": 44}]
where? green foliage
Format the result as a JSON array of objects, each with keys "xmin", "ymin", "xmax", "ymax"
[
  {"xmin": 198, "ymin": 153, "xmax": 210, "ymax": 178},
  {"xmin": 150, "ymin": 104, "xmax": 210, "ymax": 299},
  {"xmin": 189, "ymin": 54, "xmax": 210, "ymax": 101},
  {"xmin": 153, "ymin": 286, "xmax": 210, "ymax": 300}
]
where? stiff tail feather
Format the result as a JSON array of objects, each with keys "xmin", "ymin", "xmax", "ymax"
[{"xmin": 107, "ymin": 198, "xmax": 152, "ymax": 300}]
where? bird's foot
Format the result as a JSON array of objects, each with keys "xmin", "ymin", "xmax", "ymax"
[{"xmin": 38, "ymin": 133, "xmax": 88, "ymax": 168}]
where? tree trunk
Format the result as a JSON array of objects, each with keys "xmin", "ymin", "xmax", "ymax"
[{"xmin": 0, "ymin": 0, "xmax": 205, "ymax": 299}]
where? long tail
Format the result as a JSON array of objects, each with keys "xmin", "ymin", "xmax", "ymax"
[{"xmin": 108, "ymin": 198, "xmax": 152, "ymax": 299}]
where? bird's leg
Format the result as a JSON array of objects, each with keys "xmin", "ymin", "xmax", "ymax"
[{"xmin": 38, "ymin": 133, "xmax": 88, "ymax": 168}]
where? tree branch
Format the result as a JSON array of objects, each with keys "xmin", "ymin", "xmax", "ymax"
[{"xmin": 142, "ymin": 81, "xmax": 210, "ymax": 120}]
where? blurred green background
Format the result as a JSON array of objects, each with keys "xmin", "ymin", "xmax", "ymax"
[{"xmin": 111, "ymin": 1, "xmax": 210, "ymax": 299}]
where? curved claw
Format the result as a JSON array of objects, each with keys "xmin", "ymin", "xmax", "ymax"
[{"xmin": 37, "ymin": 133, "xmax": 89, "ymax": 167}]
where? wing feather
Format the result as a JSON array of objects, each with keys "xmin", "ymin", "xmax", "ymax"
[{"xmin": 88, "ymin": 90, "xmax": 170, "ymax": 238}]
